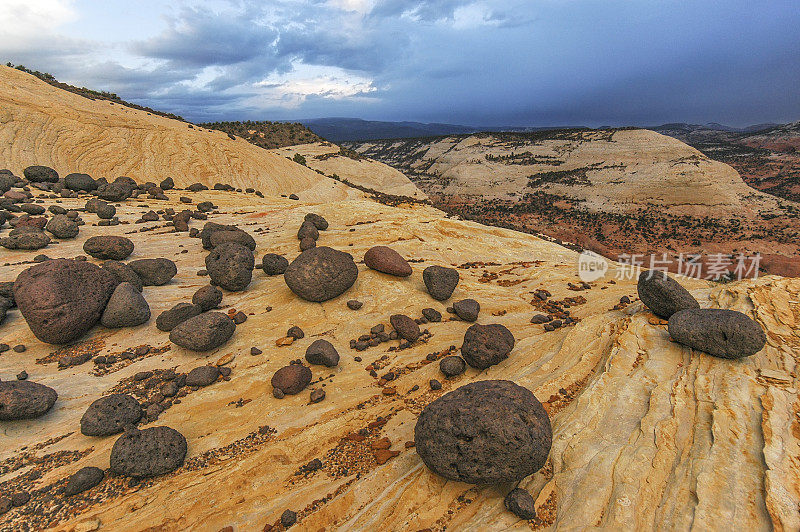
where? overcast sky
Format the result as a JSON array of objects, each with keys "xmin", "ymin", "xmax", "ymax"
[{"xmin": 1, "ymin": 0, "xmax": 798, "ymax": 126}]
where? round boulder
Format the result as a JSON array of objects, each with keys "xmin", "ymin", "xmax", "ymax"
[
  {"xmin": 156, "ymin": 303, "xmax": 202, "ymax": 332},
  {"xmin": 83, "ymin": 236, "xmax": 134, "ymax": 260},
  {"xmin": 423, "ymin": 266, "xmax": 459, "ymax": 301},
  {"xmin": 262, "ymin": 253, "xmax": 289, "ymax": 276},
  {"xmin": 169, "ymin": 312, "xmax": 235, "ymax": 351},
  {"xmin": 192, "ymin": 285, "xmax": 223, "ymax": 311},
  {"xmin": 364, "ymin": 246, "xmax": 412, "ymax": 277},
  {"xmin": 637, "ymin": 270, "xmax": 700, "ymax": 319},
  {"xmin": 109, "ymin": 426, "xmax": 187, "ymax": 478},
  {"xmin": 64, "ymin": 173, "xmax": 97, "ymax": 192},
  {"xmin": 504, "ymin": 488, "xmax": 537, "ymax": 519},
  {"xmin": 205, "ymin": 242, "xmax": 254, "ymax": 292},
  {"xmin": 414, "ymin": 380, "xmax": 551, "ymax": 484},
  {"xmin": 284, "ymin": 246, "xmax": 358, "ymax": 302},
  {"xmin": 127, "ymin": 258, "xmax": 177, "ymax": 286},
  {"xmin": 101, "ymin": 282, "xmax": 150, "ymax": 328},
  {"xmin": 668, "ymin": 308, "xmax": 767, "ymax": 359},
  {"xmin": 305, "ymin": 339, "xmax": 340, "ymax": 367},
  {"xmin": 439, "ymin": 355, "xmax": 466, "ymax": 377},
  {"xmin": 453, "ymin": 299, "xmax": 480, "ymax": 322},
  {"xmin": 13, "ymin": 259, "xmax": 118, "ymax": 344},
  {"xmin": 461, "ymin": 324, "xmax": 515, "ymax": 369},
  {"xmin": 64, "ymin": 467, "xmax": 104, "ymax": 496},
  {"xmin": 304, "ymin": 213, "xmax": 328, "ymax": 230},
  {"xmin": 45, "ymin": 214, "xmax": 79, "ymax": 239},
  {"xmin": 390, "ymin": 314, "xmax": 421, "ymax": 342},
  {"xmin": 101, "ymin": 261, "xmax": 143, "ymax": 292},
  {"xmin": 271, "ymin": 365, "xmax": 312, "ymax": 395},
  {"xmin": 1, "ymin": 228, "xmax": 51, "ymax": 250},
  {"xmin": 185, "ymin": 365, "xmax": 220, "ymax": 387},
  {"xmin": 208, "ymin": 229, "xmax": 256, "ymax": 251},
  {"xmin": 297, "ymin": 221, "xmax": 319, "ymax": 241},
  {"xmin": 0, "ymin": 381, "xmax": 58, "ymax": 420},
  {"xmin": 80, "ymin": 393, "xmax": 142, "ymax": 436},
  {"xmin": 23, "ymin": 165, "xmax": 59, "ymax": 183}
]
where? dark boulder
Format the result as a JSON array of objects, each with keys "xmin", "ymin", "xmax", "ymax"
[
  {"xmin": 101, "ymin": 261, "xmax": 143, "ymax": 292},
  {"xmin": 423, "ymin": 266, "xmax": 459, "ymax": 301},
  {"xmin": 297, "ymin": 221, "xmax": 319, "ymax": 241},
  {"xmin": 439, "ymin": 355, "xmax": 466, "ymax": 377},
  {"xmin": 0, "ymin": 381, "xmax": 58, "ymax": 420},
  {"xmin": 101, "ymin": 282, "xmax": 150, "ymax": 328},
  {"xmin": 64, "ymin": 467, "xmax": 105, "ymax": 496},
  {"xmin": 13, "ymin": 259, "xmax": 117, "ymax": 344},
  {"xmin": 185, "ymin": 365, "xmax": 220, "ymax": 387},
  {"xmin": 169, "ymin": 312, "xmax": 235, "ymax": 351},
  {"xmin": 305, "ymin": 339, "xmax": 340, "ymax": 367},
  {"xmin": 208, "ymin": 229, "xmax": 256, "ymax": 251},
  {"xmin": 504, "ymin": 488, "xmax": 537, "ymax": 519},
  {"xmin": 192, "ymin": 285, "xmax": 223, "ymax": 311},
  {"xmin": 390, "ymin": 314, "xmax": 421, "ymax": 342},
  {"xmin": 156, "ymin": 303, "xmax": 202, "ymax": 332},
  {"xmin": 127, "ymin": 258, "xmax": 177, "ymax": 286},
  {"xmin": 364, "ymin": 246, "xmax": 412, "ymax": 277},
  {"xmin": 0, "ymin": 228, "xmax": 51, "ymax": 250},
  {"xmin": 414, "ymin": 380, "xmax": 551, "ymax": 484},
  {"xmin": 637, "ymin": 270, "xmax": 700, "ymax": 319},
  {"xmin": 109, "ymin": 426, "xmax": 187, "ymax": 478},
  {"xmin": 64, "ymin": 173, "xmax": 97, "ymax": 192},
  {"xmin": 205, "ymin": 242, "xmax": 254, "ymax": 291},
  {"xmin": 262, "ymin": 253, "xmax": 289, "ymax": 276},
  {"xmin": 284, "ymin": 246, "xmax": 358, "ymax": 302},
  {"xmin": 304, "ymin": 213, "xmax": 328, "ymax": 230},
  {"xmin": 80, "ymin": 393, "xmax": 142, "ymax": 436},
  {"xmin": 45, "ymin": 214, "xmax": 79, "ymax": 239},
  {"xmin": 271, "ymin": 365, "xmax": 312, "ymax": 395},
  {"xmin": 668, "ymin": 308, "xmax": 767, "ymax": 359},
  {"xmin": 453, "ymin": 299, "xmax": 480, "ymax": 322},
  {"xmin": 23, "ymin": 165, "xmax": 58, "ymax": 183},
  {"xmin": 461, "ymin": 324, "xmax": 515, "ymax": 369},
  {"xmin": 83, "ymin": 235, "xmax": 134, "ymax": 260}
]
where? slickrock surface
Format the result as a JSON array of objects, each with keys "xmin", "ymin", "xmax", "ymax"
[
  {"xmin": 0, "ymin": 187, "xmax": 797, "ymax": 531},
  {"xmin": 0, "ymin": 66, "xmax": 355, "ymax": 201},
  {"xmin": 0, "ymin": 64, "xmax": 798, "ymax": 531},
  {"xmin": 269, "ymin": 142, "xmax": 425, "ymax": 199}
]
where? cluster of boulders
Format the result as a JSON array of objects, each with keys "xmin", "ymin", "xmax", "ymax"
[{"xmin": 637, "ymin": 270, "xmax": 767, "ymax": 359}]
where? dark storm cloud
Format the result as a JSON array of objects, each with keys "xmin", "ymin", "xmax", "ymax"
[{"xmin": 3, "ymin": 0, "xmax": 799, "ymax": 126}]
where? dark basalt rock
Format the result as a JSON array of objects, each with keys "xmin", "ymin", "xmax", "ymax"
[
  {"xmin": 83, "ymin": 235, "xmax": 134, "ymax": 260},
  {"xmin": 305, "ymin": 339, "xmax": 340, "ymax": 367},
  {"xmin": 414, "ymin": 380, "xmax": 551, "ymax": 484},
  {"xmin": 205, "ymin": 242, "xmax": 254, "ymax": 292},
  {"xmin": 304, "ymin": 213, "xmax": 328, "ymax": 230},
  {"xmin": 95, "ymin": 202, "xmax": 116, "ymax": 220},
  {"xmin": 364, "ymin": 246, "xmax": 412, "ymax": 277},
  {"xmin": 668, "ymin": 308, "xmax": 767, "ymax": 359},
  {"xmin": 284, "ymin": 246, "xmax": 358, "ymax": 302},
  {"xmin": 0, "ymin": 228, "xmax": 51, "ymax": 250},
  {"xmin": 101, "ymin": 261, "xmax": 143, "ymax": 292},
  {"xmin": 127, "ymin": 258, "xmax": 177, "ymax": 286},
  {"xmin": 262, "ymin": 253, "xmax": 289, "ymax": 276},
  {"xmin": 461, "ymin": 323, "xmax": 515, "ymax": 369},
  {"xmin": 23, "ymin": 165, "xmax": 59, "ymax": 183},
  {"xmin": 45, "ymin": 214, "xmax": 79, "ymax": 239},
  {"xmin": 80, "ymin": 393, "xmax": 142, "ymax": 436},
  {"xmin": 299, "ymin": 236, "xmax": 316, "ymax": 251},
  {"xmin": 192, "ymin": 285, "xmax": 223, "ymax": 311},
  {"xmin": 109, "ymin": 426, "xmax": 187, "ymax": 478},
  {"xmin": 0, "ymin": 381, "xmax": 58, "ymax": 420},
  {"xmin": 504, "ymin": 488, "xmax": 537, "ymax": 519},
  {"xmin": 439, "ymin": 355, "xmax": 466, "ymax": 377},
  {"xmin": 185, "ymin": 365, "xmax": 220, "ymax": 387},
  {"xmin": 13, "ymin": 259, "xmax": 118, "ymax": 344},
  {"xmin": 199, "ymin": 222, "xmax": 239, "ymax": 250},
  {"xmin": 422, "ymin": 308, "xmax": 442, "ymax": 322},
  {"xmin": 453, "ymin": 299, "xmax": 480, "ymax": 322},
  {"xmin": 156, "ymin": 303, "xmax": 202, "ymax": 332},
  {"xmin": 271, "ymin": 365, "xmax": 312, "ymax": 395},
  {"xmin": 297, "ymin": 221, "xmax": 319, "ymax": 241},
  {"xmin": 208, "ymin": 229, "xmax": 256, "ymax": 251},
  {"xmin": 63, "ymin": 173, "xmax": 97, "ymax": 192},
  {"xmin": 101, "ymin": 282, "xmax": 150, "ymax": 328},
  {"xmin": 423, "ymin": 266, "xmax": 459, "ymax": 301},
  {"xmin": 169, "ymin": 312, "xmax": 235, "ymax": 351},
  {"xmin": 97, "ymin": 177, "xmax": 135, "ymax": 202},
  {"xmin": 64, "ymin": 467, "xmax": 105, "ymax": 496},
  {"xmin": 637, "ymin": 270, "xmax": 700, "ymax": 319},
  {"xmin": 390, "ymin": 314, "xmax": 420, "ymax": 342}
]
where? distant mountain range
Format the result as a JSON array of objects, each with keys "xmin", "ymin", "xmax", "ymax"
[
  {"xmin": 297, "ymin": 118, "xmax": 583, "ymax": 142},
  {"xmin": 297, "ymin": 117, "xmax": 786, "ymax": 143}
]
